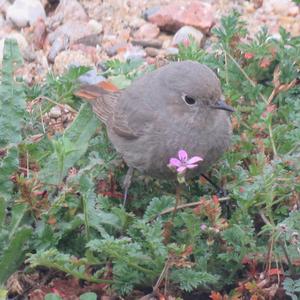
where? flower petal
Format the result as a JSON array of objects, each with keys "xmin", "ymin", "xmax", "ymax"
[
  {"xmin": 169, "ymin": 158, "xmax": 182, "ymax": 167},
  {"xmin": 187, "ymin": 156, "xmax": 203, "ymax": 164},
  {"xmin": 177, "ymin": 166, "xmax": 187, "ymax": 173},
  {"xmin": 178, "ymin": 150, "xmax": 188, "ymax": 161},
  {"xmin": 186, "ymin": 164, "xmax": 198, "ymax": 169}
]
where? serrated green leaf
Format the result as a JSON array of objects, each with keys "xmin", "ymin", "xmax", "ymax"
[
  {"xmin": 0, "ymin": 226, "xmax": 32, "ymax": 284},
  {"xmin": 38, "ymin": 103, "xmax": 100, "ymax": 184},
  {"xmin": 0, "ymin": 39, "xmax": 25, "ymax": 147}
]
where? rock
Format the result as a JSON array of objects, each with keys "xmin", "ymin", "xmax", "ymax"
[
  {"xmin": 47, "ymin": 0, "xmax": 88, "ymax": 29},
  {"xmin": 87, "ymin": 20, "xmax": 103, "ymax": 34},
  {"xmin": 130, "ymin": 17, "xmax": 146, "ymax": 30},
  {"xmin": 123, "ymin": 46, "xmax": 146, "ymax": 61},
  {"xmin": 145, "ymin": 47, "xmax": 160, "ymax": 57},
  {"xmin": 105, "ymin": 42, "xmax": 127, "ymax": 57},
  {"xmin": 53, "ymin": 50, "xmax": 94, "ymax": 74},
  {"xmin": 0, "ymin": 13, "xmax": 5, "ymax": 28},
  {"xmin": 74, "ymin": 34, "xmax": 102, "ymax": 47},
  {"xmin": 148, "ymin": 1, "xmax": 215, "ymax": 33},
  {"xmin": 172, "ymin": 26, "xmax": 205, "ymax": 47},
  {"xmin": 131, "ymin": 39, "xmax": 163, "ymax": 49},
  {"xmin": 49, "ymin": 106, "xmax": 61, "ymax": 119},
  {"xmin": 164, "ymin": 47, "xmax": 179, "ymax": 56},
  {"xmin": 6, "ymin": 0, "xmax": 46, "ymax": 28},
  {"xmin": 48, "ymin": 21, "xmax": 102, "ymax": 45},
  {"xmin": 23, "ymin": 46, "xmax": 37, "ymax": 62},
  {"xmin": 0, "ymin": 0, "xmax": 10, "ymax": 14},
  {"xmin": 48, "ymin": 34, "xmax": 70, "ymax": 63},
  {"xmin": 78, "ymin": 69, "xmax": 106, "ymax": 85},
  {"xmin": 32, "ymin": 18, "xmax": 47, "ymax": 50},
  {"xmin": 133, "ymin": 23, "xmax": 160, "ymax": 40},
  {"xmin": 143, "ymin": 6, "xmax": 160, "ymax": 20}
]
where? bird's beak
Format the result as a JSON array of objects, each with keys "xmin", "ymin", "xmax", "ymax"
[{"xmin": 211, "ymin": 100, "xmax": 235, "ymax": 113}]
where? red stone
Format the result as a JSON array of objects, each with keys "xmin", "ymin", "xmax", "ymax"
[
  {"xmin": 148, "ymin": 1, "xmax": 215, "ymax": 33},
  {"xmin": 133, "ymin": 23, "xmax": 160, "ymax": 39}
]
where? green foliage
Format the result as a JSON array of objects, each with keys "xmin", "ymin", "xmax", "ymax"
[
  {"xmin": 1, "ymin": 13, "xmax": 300, "ymax": 299},
  {"xmin": 38, "ymin": 104, "xmax": 100, "ymax": 185},
  {"xmin": 171, "ymin": 269, "xmax": 218, "ymax": 292},
  {"xmin": 283, "ymin": 278, "xmax": 300, "ymax": 300},
  {"xmin": 0, "ymin": 198, "xmax": 32, "ymax": 285},
  {"xmin": 27, "ymin": 248, "xmax": 112, "ymax": 284},
  {"xmin": 0, "ymin": 39, "xmax": 25, "ymax": 147},
  {"xmin": 46, "ymin": 66, "xmax": 91, "ymax": 105},
  {"xmin": 0, "ymin": 39, "xmax": 26, "ymax": 198}
]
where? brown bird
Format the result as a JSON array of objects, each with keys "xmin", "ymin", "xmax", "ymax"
[{"xmin": 75, "ymin": 61, "xmax": 234, "ymax": 202}]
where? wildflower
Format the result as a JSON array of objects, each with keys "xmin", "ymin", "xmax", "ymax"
[
  {"xmin": 182, "ymin": 37, "xmax": 190, "ymax": 47},
  {"xmin": 244, "ymin": 52, "xmax": 254, "ymax": 59},
  {"xmin": 168, "ymin": 150, "xmax": 203, "ymax": 174},
  {"xmin": 200, "ymin": 224, "xmax": 207, "ymax": 231}
]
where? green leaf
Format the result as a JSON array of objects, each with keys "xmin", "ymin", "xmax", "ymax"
[
  {"xmin": 79, "ymin": 292, "xmax": 97, "ymax": 300},
  {"xmin": 171, "ymin": 268, "xmax": 218, "ymax": 292},
  {"xmin": 45, "ymin": 293, "xmax": 62, "ymax": 300},
  {"xmin": 0, "ymin": 39, "xmax": 25, "ymax": 147},
  {"xmin": 38, "ymin": 103, "xmax": 100, "ymax": 184},
  {"xmin": 0, "ymin": 147, "xmax": 18, "ymax": 198},
  {"xmin": 0, "ymin": 226, "xmax": 32, "ymax": 284}
]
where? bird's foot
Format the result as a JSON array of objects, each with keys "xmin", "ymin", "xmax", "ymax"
[{"xmin": 122, "ymin": 167, "xmax": 133, "ymax": 207}]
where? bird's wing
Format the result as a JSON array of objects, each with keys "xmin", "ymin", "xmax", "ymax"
[
  {"xmin": 74, "ymin": 83, "xmax": 120, "ymax": 124},
  {"xmin": 75, "ymin": 82, "xmax": 154, "ymax": 140},
  {"xmin": 110, "ymin": 95, "xmax": 155, "ymax": 140}
]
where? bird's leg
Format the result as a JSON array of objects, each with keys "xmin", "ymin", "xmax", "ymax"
[
  {"xmin": 200, "ymin": 173, "xmax": 228, "ymax": 197},
  {"xmin": 123, "ymin": 167, "xmax": 134, "ymax": 207}
]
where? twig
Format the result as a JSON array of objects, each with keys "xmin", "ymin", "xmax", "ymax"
[
  {"xmin": 33, "ymin": 95, "xmax": 78, "ymax": 113},
  {"xmin": 153, "ymin": 256, "xmax": 170, "ymax": 292},
  {"xmin": 39, "ymin": 104, "xmax": 46, "ymax": 134},
  {"xmin": 280, "ymin": 240, "xmax": 294, "ymax": 274},
  {"xmin": 259, "ymin": 209, "xmax": 272, "ymax": 226},
  {"xmin": 159, "ymin": 196, "xmax": 230, "ymax": 217}
]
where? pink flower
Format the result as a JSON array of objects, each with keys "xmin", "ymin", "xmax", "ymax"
[
  {"xmin": 168, "ymin": 150, "xmax": 203, "ymax": 174},
  {"xmin": 200, "ymin": 224, "xmax": 207, "ymax": 231}
]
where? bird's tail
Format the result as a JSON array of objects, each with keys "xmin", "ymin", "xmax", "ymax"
[{"xmin": 74, "ymin": 81, "xmax": 119, "ymax": 124}]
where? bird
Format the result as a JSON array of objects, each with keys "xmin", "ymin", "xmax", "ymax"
[{"xmin": 75, "ymin": 60, "xmax": 234, "ymax": 203}]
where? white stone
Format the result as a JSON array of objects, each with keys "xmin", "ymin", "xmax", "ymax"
[
  {"xmin": 6, "ymin": 0, "xmax": 46, "ymax": 28},
  {"xmin": 49, "ymin": 106, "xmax": 61, "ymax": 119},
  {"xmin": 172, "ymin": 26, "xmax": 205, "ymax": 47}
]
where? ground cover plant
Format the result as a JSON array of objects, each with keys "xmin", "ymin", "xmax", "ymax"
[{"xmin": 0, "ymin": 12, "xmax": 299, "ymax": 299}]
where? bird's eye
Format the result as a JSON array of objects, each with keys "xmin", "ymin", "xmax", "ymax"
[{"xmin": 182, "ymin": 94, "xmax": 196, "ymax": 105}]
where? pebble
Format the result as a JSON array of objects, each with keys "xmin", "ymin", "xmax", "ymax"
[
  {"xmin": 53, "ymin": 50, "xmax": 94, "ymax": 74},
  {"xmin": 148, "ymin": 1, "xmax": 215, "ymax": 33},
  {"xmin": 172, "ymin": 26, "xmax": 205, "ymax": 48},
  {"xmin": 48, "ymin": 21, "xmax": 102, "ymax": 45},
  {"xmin": 49, "ymin": 0, "xmax": 88, "ymax": 25},
  {"xmin": 6, "ymin": 0, "xmax": 46, "ymax": 28},
  {"xmin": 133, "ymin": 23, "xmax": 160, "ymax": 40},
  {"xmin": 164, "ymin": 47, "xmax": 179, "ymax": 56},
  {"xmin": 49, "ymin": 106, "xmax": 62, "ymax": 119},
  {"xmin": 48, "ymin": 34, "xmax": 70, "ymax": 63},
  {"xmin": 131, "ymin": 39, "xmax": 163, "ymax": 49},
  {"xmin": 78, "ymin": 69, "xmax": 106, "ymax": 85},
  {"xmin": 145, "ymin": 47, "xmax": 160, "ymax": 57},
  {"xmin": 123, "ymin": 46, "xmax": 146, "ymax": 61}
]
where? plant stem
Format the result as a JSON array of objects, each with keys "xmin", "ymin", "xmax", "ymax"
[
  {"xmin": 158, "ymin": 196, "xmax": 230, "ymax": 218},
  {"xmin": 171, "ymin": 184, "xmax": 182, "ymax": 223},
  {"xmin": 225, "ymin": 50, "xmax": 268, "ymax": 104}
]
